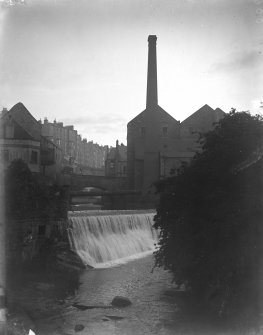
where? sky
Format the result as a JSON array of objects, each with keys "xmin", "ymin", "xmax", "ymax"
[{"xmin": 0, "ymin": 0, "xmax": 262, "ymax": 146}]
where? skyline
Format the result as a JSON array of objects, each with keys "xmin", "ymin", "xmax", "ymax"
[{"xmin": 0, "ymin": 0, "xmax": 263, "ymax": 146}]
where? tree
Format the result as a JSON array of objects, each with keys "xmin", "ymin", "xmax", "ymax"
[
  {"xmin": 154, "ymin": 111, "xmax": 263, "ymax": 319},
  {"xmin": 5, "ymin": 159, "xmax": 67, "ymax": 219},
  {"xmin": 5, "ymin": 159, "xmax": 68, "ymax": 275}
]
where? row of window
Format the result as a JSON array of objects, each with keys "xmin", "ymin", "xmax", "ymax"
[{"xmin": 1, "ymin": 149, "xmax": 38, "ymax": 164}]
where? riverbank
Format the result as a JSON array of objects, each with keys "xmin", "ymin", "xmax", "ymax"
[
  {"xmin": 6, "ymin": 250, "xmax": 80, "ymax": 335},
  {"xmin": 7, "ymin": 255, "xmax": 263, "ymax": 335}
]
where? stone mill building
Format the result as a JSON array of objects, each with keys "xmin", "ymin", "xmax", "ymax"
[{"xmin": 127, "ymin": 35, "xmax": 225, "ymax": 206}]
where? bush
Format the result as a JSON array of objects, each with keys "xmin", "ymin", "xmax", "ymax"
[
  {"xmin": 154, "ymin": 111, "xmax": 263, "ymax": 318},
  {"xmin": 5, "ymin": 159, "xmax": 68, "ymax": 219},
  {"xmin": 4, "ymin": 159, "xmax": 69, "ymax": 281}
]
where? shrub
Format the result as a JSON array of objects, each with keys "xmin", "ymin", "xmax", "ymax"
[
  {"xmin": 154, "ymin": 111, "xmax": 263, "ymax": 318},
  {"xmin": 5, "ymin": 159, "xmax": 68, "ymax": 219}
]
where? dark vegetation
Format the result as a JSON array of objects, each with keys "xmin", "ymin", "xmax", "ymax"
[
  {"xmin": 4, "ymin": 159, "xmax": 72, "ymax": 286},
  {"xmin": 154, "ymin": 110, "xmax": 263, "ymax": 326},
  {"xmin": 4, "ymin": 160, "xmax": 80, "ymax": 334},
  {"xmin": 4, "ymin": 159, "xmax": 69, "ymax": 269},
  {"xmin": 5, "ymin": 159, "xmax": 68, "ymax": 220}
]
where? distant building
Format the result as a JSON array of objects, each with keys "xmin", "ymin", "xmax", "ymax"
[
  {"xmin": 105, "ymin": 140, "xmax": 127, "ymax": 177},
  {"xmin": 41, "ymin": 118, "xmax": 108, "ymax": 174},
  {"xmin": 160, "ymin": 104, "xmax": 225, "ymax": 179},
  {"xmin": 127, "ymin": 36, "xmax": 225, "ymax": 203},
  {"xmin": 180, "ymin": 105, "xmax": 225, "ymax": 136},
  {"xmin": 0, "ymin": 103, "xmax": 62, "ymax": 178},
  {"xmin": 40, "ymin": 135, "xmax": 63, "ymax": 179},
  {"xmin": 0, "ymin": 103, "xmax": 108, "ymax": 179},
  {"xmin": 41, "ymin": 118, "xmax": 68, "ymax": 163},
  {"xmin": 127, "ymin": 35, "xmax": 182, "ymax": 197}
]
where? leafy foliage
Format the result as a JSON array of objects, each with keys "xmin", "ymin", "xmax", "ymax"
[
  {"xmin": 5, "ymin": 159, "xmax": 68, "ymax": 219},
  {"xmin": 154, "ymin": 111, "xmax": 263, "ymax": 317}
]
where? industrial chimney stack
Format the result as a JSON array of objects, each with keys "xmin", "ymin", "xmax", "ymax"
[{"xmin": 146, "ymin": 35, "xmax": 158, "ymax": 108}]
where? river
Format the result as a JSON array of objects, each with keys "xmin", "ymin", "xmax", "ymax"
[
  {"xmin": 10, "ymin": 211, "xmax": 254, "ymax": 334},
  {"xmin": 12, "ymin": 253, "xmax": 258, "ymax": 335},
  {"xmin": 35, "ymin": 255, "xmax": 184, "ymax": 335}
]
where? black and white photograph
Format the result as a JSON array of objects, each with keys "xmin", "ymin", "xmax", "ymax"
[{"xmin": 0, "ymin": 0, "xmax": 263, "ymax": 334}]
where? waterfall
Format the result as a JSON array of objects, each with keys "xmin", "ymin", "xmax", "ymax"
[{"xmin": 67, "ymin": 212, "xmax": 158, "ymax": 268}]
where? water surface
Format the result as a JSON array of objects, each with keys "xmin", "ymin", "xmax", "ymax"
[{"xmin": 36, "ymin": 255, "xmax": 180, "ymax": 335}]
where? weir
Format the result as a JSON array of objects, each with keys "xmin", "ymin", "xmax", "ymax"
[{"xmin": 67, "ymin": 210, "xmax": 158, "ymax": 268}]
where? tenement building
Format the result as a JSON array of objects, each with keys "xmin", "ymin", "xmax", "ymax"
[
  {"xmin": 41, "ymin": 118, "xmax": 107, "ymax": 173},
  {"xmin": 105, "ymin": 140, "xmax": 127, "ymax": 177},
  {"xmin": 0, "ymin": 103, "xmax": 108, "ymax": 180},
  {"xmin": 0, "ymin": 103, "xmax": 62, "ymax": 178},
  {"xmin": 127, "ymin": 35, "xmax": 225, "ymax": 205}
]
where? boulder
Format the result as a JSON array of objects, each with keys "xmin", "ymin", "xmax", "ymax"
[
  {"xmin": 111, "ymin": 296, "xmax": 132, "ymax": 307},
  {"xmin": 74, "ymin": 324, "xmax": 84, "ymax": 332}
]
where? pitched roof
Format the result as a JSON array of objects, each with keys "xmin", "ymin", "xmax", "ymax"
[
  {"xmin": 181, "ymin": 104, "xmax": 225, "ymax": 128},
  {"xmin": 107, "ymin": 144, "xmax": 127, "ymax": 161},
  {"xmin": 7, "ymin": 102, "xmax": 41, "ymax": 141},
  {"xmin": 182, "ymin": 104, "xmax": 214, "ymax": 124},
  {"xmin": 215, "ymin": 107, "xmax": 225, "ymax": 114},
  {"xmin": 128, "ymin": 104, "xmax": 178, "ymax": 126}
]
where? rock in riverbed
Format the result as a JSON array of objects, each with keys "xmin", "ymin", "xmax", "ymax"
[
  {"xmin": 111, "ymin": 296, "xmax": 132, "ymax": 307},
  {"xmin": 74, "ymin": 324, "xmax": 84, "ymax": 332}
]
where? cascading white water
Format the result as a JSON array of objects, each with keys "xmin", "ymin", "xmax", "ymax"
[{"xmin": 67, "ymin": 212, "xmax": 158, "ymax": 268}]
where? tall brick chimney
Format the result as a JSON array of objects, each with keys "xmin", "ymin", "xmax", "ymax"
[{"xmin": 146, "ymin": 35, "xmax": 158, "ymax": 108}]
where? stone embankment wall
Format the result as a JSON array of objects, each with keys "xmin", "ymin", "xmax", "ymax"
[
  {"xmin": 6, "ymin": 217, "xmax": 84, "ymax": 272},
  {"xmin": 7, "ymin": 218, "xmax": 65, "ymax": 262}
]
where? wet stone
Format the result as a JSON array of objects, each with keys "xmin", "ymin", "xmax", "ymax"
[
  {"xmin": 74, "ymin": 324, "xmax": 85, "ymax": 332},
  {"xmin": 111, "ymin": 296, "xmax": 132, "ymax": 307}
]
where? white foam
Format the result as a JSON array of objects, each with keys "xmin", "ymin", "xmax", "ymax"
[
  {"xmin": 94, "ymin": 250, "xmax": 155, "ymax": 268},
  {"xmin": 67, "ymin": 213, "xmax": 158, "ymax": 268}
]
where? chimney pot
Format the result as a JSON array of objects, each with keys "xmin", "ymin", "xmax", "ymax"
[{"xmin": 148, "ymin": 35, "xmax": 157, "ymax": 43}]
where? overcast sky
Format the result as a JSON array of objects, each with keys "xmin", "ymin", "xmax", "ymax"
[{"xmin": 0, "ymin": 0, "xmax": 262, "ymax": 146}]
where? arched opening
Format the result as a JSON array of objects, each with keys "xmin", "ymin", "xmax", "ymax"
[{"xmin": 71, "ymin": 186, "xmax": 105, "ymax": 211}]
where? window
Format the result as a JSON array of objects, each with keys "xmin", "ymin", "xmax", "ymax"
[
  {"xmin": 162, "ymin": 126, "xmax": 168, "ymax": 137},
  {"xmin": 30, "ymin": 150, "xmax": 38, "ymax": 164},
  {"xmin": 170, "ymin": 168, "xmax": 176, "ymax": 175},
  {"xmin": 38, "ymin": 225, "xmax": 46, "ymax": 236},
  {"xmin": 5, "ymin": 125, "xmax": 14, "ymax": 138},
  {"xmin": 141, "ymin": 127, "xmax": 146, "ymax": 136},
  {"xmin": 2, "ymin": 150, "xmax": 9, "ymax": 162}
]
